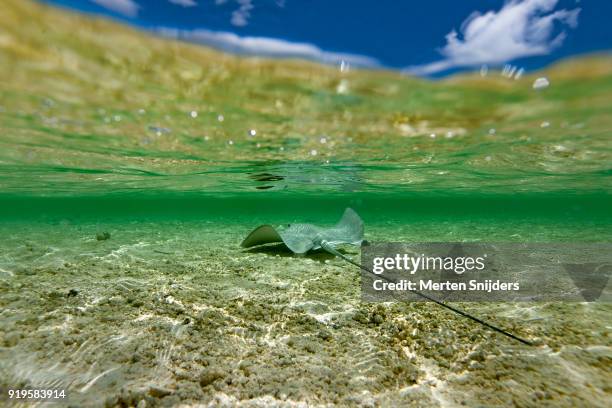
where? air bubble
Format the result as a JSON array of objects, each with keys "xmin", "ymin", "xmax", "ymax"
[
  {"xmin": 148, "ymin": 126, "xmax": 170, "ymax": 135},
  {"xmin": 532, "ymin": 77, "xmax": 550, "ymax": 90},
  {"xmin": 339, "ymin": 60, "xmax": 350, "ymax": 73},
  {"xmin": 553, "ymin": 145, "xmax": 568, "ymax": 152},
  {"xmin": 336, "ymin": 79, "xmax": 349, "ymax": 94},
  {"xmin": 514, "ymin": 68, "xmax": 524, "ymax": 80}
]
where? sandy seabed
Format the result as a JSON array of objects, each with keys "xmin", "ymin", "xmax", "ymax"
[{"xmin": 0, "ymin": 221, "xmax": 610, "ymax": 407}]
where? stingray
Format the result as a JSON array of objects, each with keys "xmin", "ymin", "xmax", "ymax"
[
  {"xmin": 241, "ymin": 208, "xmax": 365, "ymax": 254},
  {"xmin": 242, "ymin": 208, "xmax": 532, "ymax": 345}
]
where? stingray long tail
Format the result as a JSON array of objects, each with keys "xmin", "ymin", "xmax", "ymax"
[{"xmin": 320, "ymin": 241, "xmax": 533, "ymax": 346}]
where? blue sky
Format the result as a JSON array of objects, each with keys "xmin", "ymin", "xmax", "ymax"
[{"xmin": 41, "ymin": 0, "xmax": 611, "ymax": 75}]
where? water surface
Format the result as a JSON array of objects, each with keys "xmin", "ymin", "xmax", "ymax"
[{"xmin": 0, "ymin": 1, "xmax": 611, "ymax": 406}]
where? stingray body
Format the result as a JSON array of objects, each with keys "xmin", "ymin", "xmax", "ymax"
[{"xmin": 241, "ymin": 208, "xmax": 364, "ymax": 253}]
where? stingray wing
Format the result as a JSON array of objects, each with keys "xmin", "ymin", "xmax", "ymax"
[
  {"xmin": 240, "ymin": 225, "xmax": 284, "ymax": 248},
  {"xmin": 240, "ymin": 223, "xmax": 320, "ymax": 254},
  {"xmin": 335, "ymin": 208, "xmax": 364, "ymax": 244},
  {"xmin": 317, "ymin": 208, "xmax": 364, "ymax": 248}
]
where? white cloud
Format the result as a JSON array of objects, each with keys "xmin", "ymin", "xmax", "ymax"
[
  {"xmin": 213, "ymin": 0, "xmax": 257, "ymax": 27},
  {"xmin": 231, "ymin": 0, "xmax": 254, "ymax": 27},
  {"xmin": 169, "ymin": 0, "xmax": 197, "ymax": 7},
  {"xmin": 405, "ymin": 0, "xmax": 580, "ymax": 76},
  {"xmin": 157, "ymin": 27, "xmax": 380, "ymax": 67},
  {"xmin": 91, "ymin": 0, "xmax": 139, "ymax": 17}
]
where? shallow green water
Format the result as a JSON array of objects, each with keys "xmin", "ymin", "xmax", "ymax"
[{"xmin": 0, "ymin": 192, "xmax": 611, "ymax": 242}]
